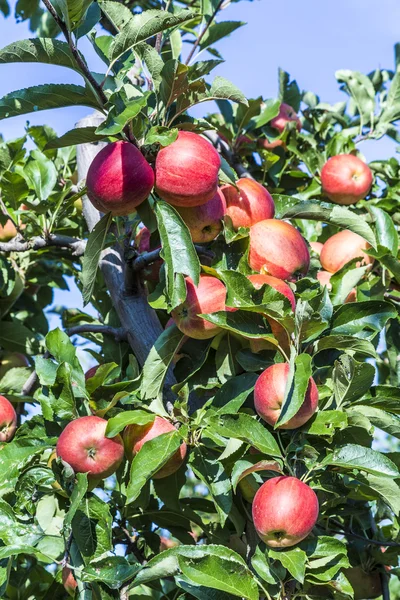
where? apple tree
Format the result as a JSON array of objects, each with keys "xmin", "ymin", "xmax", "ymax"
[{"xmin": 0, "ymin": 1, "xmax": 400, "ymax": 599}]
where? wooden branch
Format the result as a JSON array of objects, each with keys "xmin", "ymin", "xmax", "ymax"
[
  {"xmin": 0, "ymin": 234, "xmax": 86, "ymax": 255},
  {"xmin": 204, "ymin": 131, "xmax": 255, "ymax": 179},
  {"xmin": 76, "ymin": 113, "xmax": 177, "ymax": 391},
  {"xmin": 66, "ymin": 324, "xmax": 127, "ymax": 342},
  {"xmin": 185, "ymin": 0, "xmax": 224, "ymax": 65},
  {"xmin": 132, "ymin": 244, "xmax": 214, "ymax": 272}
]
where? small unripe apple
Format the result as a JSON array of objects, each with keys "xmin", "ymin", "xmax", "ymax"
[
  {"xmin": 310, "ymin": 241, "xmax": 323, "ymax": 255},
  {"xmin": 0, "ymin": 219, "xmax": 17, "ymax": 242},
  {"xmin": 56, "ymin": 416, "xmax": 124, "ymax": 480},
  {"xmin": 317, "ymin": 270, "xmax": 357, "ymax": 303},
  {"xmin": 0, "ymin": 395, "xmax": 17, "ymax": 442},
  {"xmin": 321, "ymin": 154, "xmax": 373, "ymax": 205},
  {"xmin": 135, "ymin": 226, "xmax": 162, "ymax": 282},
  {"xmin": 320, "ymin": 230, "xmax": 374, "ymax": 274},
  {"xmin": 155, "ymin": 132, "xmax": 221, "ymax": 207},
  {"xmin": 270, "ymin": 103, "xmax": 301, "ymax": 133},
  {"xmin": 221, "ymin": 179, "xmax": 275, "ymax": 230},
  {"xmin": 254, "ymin": 363, "xmax": 318, "ymax": 429},
  {"xmin": 124, "ymin": 416, "xmax": 187, "ymax": 479},
  {"xmin": 85, "ymin": 365, "xmax": 99, "ymax": 381},
  {"xmin": 252, "ymin": 476, "xmax": 319, "ymax": 547},
  {"xmin": 342, "ymin": 567, "xmax": 382, "ymax": 600},
  {"xmin": 176, "ymin": 188, "xmax": 226, "ymax": 243},
  {"xmin": 62, "ymin": 566, "xmax": 78, "ymax": 597},
  {"xmin": 86, "ymin": 141, "xmax": 155, "ymax": 215},
  {"xmin": 171, "ymin": 275, "xmax": 227, "ymax": 340},
  {"xmin": 0, "ymin": 352, "xmax": 30, "ymax": 380},
  {"xmin": 249, "ymin": 219, "xmax": 310, "ymax": 280}
]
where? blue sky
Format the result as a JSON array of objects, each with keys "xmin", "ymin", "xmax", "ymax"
[{"xmin": 0, "ymin": 0, "xmax": 399, "ymax": 367}]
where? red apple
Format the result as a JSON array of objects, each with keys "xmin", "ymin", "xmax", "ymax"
[
  {"xmin": 86, "ymin": 141, "xmax": 155, "ymax": 215},
  {"xmin": 249, "ymin": 220, "xmax": 310, "ymax": 281},
  {"xmin": 85, "ymin": 365, "xmax": 99, "ymax": 381},
  {"xmin": 252, "ymin": 476, "xmax": 319, "ymax": 547},
  {"xmin": 257, "ymin": 138, "xmax": 285, "ymax": 151},
  {"xmin": 176, "ymin": 188, "xmax": 226, "ymax": 243},
  {"xmin": 321, "ymin": 154, "xmax": 373, "ymax": 205},
  {"xmin": 317, "ymin": 270, "xmax": 357, "ymax": 303},
  {"xmin": 171, "ymin": 275, "xmax": 227, "ymax": 340},
  {"xmin": 270, "ymin": 103, "xmax": 301, "ymax": 133},
  {"xmin": 0, "ymin": 352, "xmax": 30, "ymax": 380},
  {"xmin": 310, "ymin": 241, "xmax": 323, "ymax": 255},
  {"xmin": 124, "ymin": 416, "xmax": 187, "ymax": 479},
  {"xmin": 160, "ymin": 536, "xmax": 179, "ymax": 551},
  {"xmin": 0, "ymin": 395, "xmax": 17, "ymax": 442},
  {"xmin": 222, "ymin": 179, "xmax": 275, "ymax": 230},
  {"xmin": 0, "ymin": 219, "xmax": 17, "ymax": 242},
  {"xmin": 135, "ymin": 226, "xmax": 163, "ymax": 282},
  {"xmin": 320, "ymin": 230, "xmax": 374, "ymax": 274},
  {"xmin": 254, "ymin": 363, "xmax": 318, "ymax": 429},
  {"xmin": 155, "ymin": 132, "xmax": 221, "ymax": 207},
  {"xmin": 56, "ymin": 416, "xmax": 124, "ymax": 480},
  {"xmin": 62, "ymin": 566, "xmax": 78, "ymax": 597}
]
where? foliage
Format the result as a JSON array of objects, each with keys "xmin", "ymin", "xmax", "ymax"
[{"xmin": 0, "ymin": 1, "xmax": 400, "ymax": 599}]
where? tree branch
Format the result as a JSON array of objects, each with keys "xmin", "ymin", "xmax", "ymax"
[
  {"xmin": 42, "ymin": 0, "xmax": 108, "ymax": 107},
  {"xmin": 185, "ymin": 0, "xmax": 224, "ymax": 65},
  {"xmin": 66, "ymin": 324, "xmax": 128, "ymax": 342},
  {"xmin": 329, "ymin": 520, "xmax": 400, "ymax": 548},
  {"xmin": 0, "ymin": 234, "xmax": 86, "ymax": 255},
  {"xmin": 132, "ymin": 244, "xmax": 214, "ymax": 272},
  {"xmin": 204, "ymin": 131, "xmax": 255, "ymax": 179}
]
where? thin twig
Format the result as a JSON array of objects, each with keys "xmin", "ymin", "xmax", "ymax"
[
  {"xmin": 185, "ymin": 0, "xmax": 224, "ymax": 65},
  {"xmin": 42, "ymin": 0, "xmax": 108, "ymax": 107},
  {"xmin": 0, "ymin": 234, "xmax": 86, "ymax": 256},
  {"xmin": 66, "ymin": 324, "xmax": 128, "ymax": 342}
]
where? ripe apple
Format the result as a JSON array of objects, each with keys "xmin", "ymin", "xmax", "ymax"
[
  {"xmin": 135, "ymin": 226, "xmax": 162, "ymax": 282},
  {"xmin": 0, "ymin": 219, "xmax": 17, "ymax": 242},
  {"xmin": 62, "ymin": 566, "xmax": 78, "ymax": 597},
  {"xmin": 86, "ymin": 140, "xmax": 155, "ymax": 215},
  {"xmin": 321, "ymin": 154, "xmax": 373, "ymax": 205},
  {"xmin": 343, "ymin": 567, "xmax": 382, "ymax": 600},
  {"xmin": 320, "ymin": 230, "xmax": 374, "ymax": 274},
  {"xmin": 317, "ymin": 270, "xmax": 357, "ymax": 303},
  {"xmin": 252, "ymin": 476, "xmax": 319, "ymax": 547},
  {"xmin": 0, "ymin": 352, "xmax": 30, "ymax": 380},
  {"xmin": 221, "ymin": 179, "xmax": 275, "ymax": 230},
  {"xmin": 124, "ymin": 416, "xmax": 187, "ymax": 479},
  {"xmin": 254, "ymin": 362, "xmax": 318, "ymax": 429},
  {"xmin": 155, "ymin": 132, "xmax": 221, "ymax": 207},
  {"xmin": 257, "ymin": 138, "xmax": 285, "ymax": 151},
  {"xmin": 310, "ymin": 241, "xmax": 323, "ymax": 255},
  {"xmin": 56, "ymin": 416, "xmax": 124, "ymax": 480},
  {"xmin": 171, "ymin": 275, "xmax": 227, "ymax": 340},
  {"xmin": 249, "ymin": 220, "xmax": 310, "ymax": 280},
  {"xmin": 85, "ymin": 365, "xmax": 99, "ymax": 381},
  {"xmin": 176, "ymin": 188, "xmax": 226, "ymax": 243},
  {"xmin": 270, "ymin": 103, "xmax": 301, "ymax": 133},
  {"xmin": 0, "ymin": 395, "xmax": 17, "ymax": 442}
]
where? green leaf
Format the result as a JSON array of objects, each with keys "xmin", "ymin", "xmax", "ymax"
[
  {"xmin": 176, "ymin": 577, "xmax": 237, "ymax": 600},
  {"xmin": 105, "ymin": 410, "xmax": 154, "ymax": 438},
  {"xmin": 81, "ymin": 212, "xmax": 113, "ymax": 306},
  {"xmin": 330, "ymin": 301, "xmax": 396, "ymax": 337},
  {"xmin": 96, "ymin": 94, "xmax": 149, "ymax": 136},
  {"xmin": 45, "ymin": 126, "xmax": 109, "ymax": 149},
  {"xmin": 211, "ymin": 373, "xmax": 257, "ymax": 414},
  {"xmin": 202, "ymin": 310, "xmax": 275, "ymax": 340},
  {"xmin": 0, "ymin": 84, "xmax": 99, "ymax": 120},
  {"xmin": 64, "ymin": 473, "xmax": 88, "ymax": 528},
  {"xmin": 323, "ymin": 443, "xmax": 399, "ymax": 477},
  {"xmin": 336, "ymin": 69, "xmax": 376, "ymax": 125},
  {"xmin": 302, "ymin": 410, "xmax": 348, "ymax": 436},
  {"xmin": 0, "ymin": 443, "xmax": 50, "ymax": 496},
  {"xmin": 255, "ymin": 98, "xmax": 280, "ymax": 127},
  {"xmin": 0, "ymin": 320, "xmax": 41, "ymax": 355},
  {"xmin": 160, "ymin": 60, "xmax": 189, "ymax": 108},
  {"xmin": 45, "ymin": 328, "xmax": 76, "ymax": 364},
  {"xmin": 82, "ymin": 556, "xmax": 140, "ymax": 589},
  {"xmin": 369, "ymin": 206, "xmax": 398, "ymax": 257},
  {"xmin": 72, "ymin": 494, "xmax": 112, "ymax": 563},
  {"xmin": 207, "ymin": 77, "xmax": 248, "ymax": 106},
  {"xmin": 98, "ymin": 0, "xmax": 135, "ymax": 31},
  {"xmin": 330, "ymin": 265, "xmax": 368, "ymax": 306},
  {"xmin": 375, "ymin": 67, "xmax": 400, "ymax": 129},
  {"xmin": 314, "ymin": 335, "xmax": 376, "ymax": 358},
  {"xmin": 109, "ymin": 9, "xmax": 196, "ymax": 63},
  {"xmin": 54, "ymin": 0, "xmax": 93, "ymax": 30},
  {"xmin": 231, "ymin": 458, "xmax": 281, "ymax": 491},
  {"xmin": 269, "ymin": 547, "xmax": 306, "ymax": 584},
  {"xmin": 144, "ymin": 126, "xmax": 179, "ymax": 146},
  {"xmin": 275, "ymin": 353, "xmax": 312, "ymax": 428},
  {"xmin": 141, "ymin": 324, "xmax": 184, "ymax": 400},
  {"xmin": 190, "ymin": 448, "xmax": 232, "ymax": 526},
  {"xmin": 199, "ymin": 21, "xmax": 245, "ymax": 51},
  {"xmin": 24, "ymin": 152, "xmax": 57, "ymax": 200},
  {"xmin": 333, "ymin": 355, "xmax": 376, "ymax": 406},
  {"xmin": 126, "ymin": 430, "xmax": 183, "ymax": 504},
  {"xmin": 350, "ymin": 405, "xmax": 400, "ymax": 439},
  {"xmin": 210, "ymin": 413, "xmax": 282, "ymax": 457},
  {"xmin": 155, "ymin": 201, "xmax": 200, "ymax": 310},
  {"xmin": 0, "ymin": 38, "xmax": 79, "ymax": 71},
  {"xmin": 353, "ymin": 472, "xmax": 400, "ymax": 514}
]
